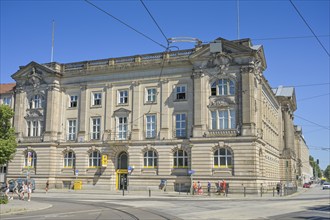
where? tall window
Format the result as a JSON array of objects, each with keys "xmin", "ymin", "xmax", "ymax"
[
  {"xmin": 173, "ymin": 150, "xmax": 188, "ymax": 168},
  {"xmin": 27, "ymin": 120, "xmax": 43, "ymax": 137},
  {"xmin": 146, "ymin": 115, "xmax": 156, "ymax": 138},
  {"xmin": 70, "ymin": 95, "xmax": 78, "ymax": 108},
  {"xmin": 3, "ymin": 97, "xmax": 11, "ymax": 106},
  {"xmin": 118, "ymin": 90, "xmax": 128, "ymax": 104},
  {"xmin": 175, "ymin": 85, "xmax": 186, "ymax": 100},
  {"xmin": 24, "ymin": 151, "xmax": 37, "ymax": 168},
  {"xmin": 143, "ymin": 150, "xmax": 158, "ymax": 168},
  {"xmin": 175, "ymin": 113, "xmax": 186, "ymax": 138},
  {"xmin": 146, "ymin": 88, "xmax": 157, "ymax": 103},
  {"xmin": 63, "ymin": 151, "xmax": 76, "ymax": 168},
  {"xmin": 91, "ymin": 118, "xmax": 101, "ymax": 140},
  {"xmin": 29, "ymin": 95, "xmax": 44, "ymax": 109},
  {"xmin": 89, "ymin": 150, "xmax": 101, "ymax": 167},
  {"xmin": 67, "ymin": 119, "xmax": 77, "ymax": 141},
  {"xmin": 92, "ymin": 93, "xmax": 102, "ymax": 106},
  {"xmin": 214, "ymin": 148, "xmax": 232, "ymax": 168},
  {"xmin": 211, "ymin": 79, "xmax": 235, "ymax": 96},
  {"xmin": 118, "ymin": 117, "xmax": 128, "ymax": 140},
  {"xmin": 211, "ymin": 109, "xmax": 236, "ymax": 129}
]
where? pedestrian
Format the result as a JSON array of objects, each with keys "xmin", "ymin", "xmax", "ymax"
[
  {"xmin": 276, "ymin": 182, "xmax": 281, "ymax": 196},
  {"xmin": 193, "ymin": 181, "xmax": 197, "ymax": 195},
  {"xmin": 20, "ymin": 182, "xmax": 27, "ymax": 200},
  {"xmin": 27, "ymin": 182, "xmax": 32, "ymax": 201},
  {"xmin": 46, "ymin": 180, "xmax": 49, "ymax": 193},
  {"xmin": 207, "ymin": 181, "xmax": 211, "ymax": 196},
  {"xmin": 11, "ymin": 180, "xmax": 20, "ymax": 200},
  {"xmin": 197, "ymin": 181, "xmax": 202, "ymax": 195},
  {"xmin": 4, "ymin": 180, "xmax": 10, "ymax": 200},
  {"xmin": 222, "ymin": 179, "xmax": 226, "ymax": 196}
]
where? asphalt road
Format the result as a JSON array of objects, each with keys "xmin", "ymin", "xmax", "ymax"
[{"xmin": 1, "ymin": 185, "xmax": 329, "ymax": 220}]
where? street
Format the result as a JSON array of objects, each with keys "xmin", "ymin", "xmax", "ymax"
[{"xmin": 1, "ymin": 184, "xmax": 329, "ymax": 220}]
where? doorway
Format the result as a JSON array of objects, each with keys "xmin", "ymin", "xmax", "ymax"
[{"xmin": 116, "ymin": 152, "xmax": 128, "ymax": 190}]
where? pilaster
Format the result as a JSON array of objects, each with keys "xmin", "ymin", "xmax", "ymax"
[{"xmin": 160, "ymin": 79, "xmax": 169, "ymax": 139}]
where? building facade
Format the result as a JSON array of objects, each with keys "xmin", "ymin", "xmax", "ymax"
[{"xmin": 2, "ymin": 37, "xmax": 312, "ymax": 192}]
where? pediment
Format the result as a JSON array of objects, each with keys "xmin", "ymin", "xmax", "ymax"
[
  {"xmin": 113, "ymin": 108, "xmax": 131, "ymax": 116},
  {"xmin": 11, "ymin": 61, "xmax": 62, "ymax": 87}
]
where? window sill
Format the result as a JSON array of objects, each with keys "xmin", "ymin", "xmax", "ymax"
[
  {"xmin": 144, "ymin": 101, "xmax": 157, "ymax": 105},
  {"xmin": 117, "ymin": 103, "xmax": 129, "ymax": 107},
  {"xmin": 90, "ymin": 105, "xmax": 102, "ymax": 109},
  {"xmin": 173, "ymin": 99, "xmax": 187, "ymax": 102}
]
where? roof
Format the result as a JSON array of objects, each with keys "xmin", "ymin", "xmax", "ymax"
[
  {"xmin": 0, "ymin": 83, "xmax": 16, "ymax": 94},
  {"xmin": 272, "ymin": 86, "xmax": 295, "ymax": 97}
]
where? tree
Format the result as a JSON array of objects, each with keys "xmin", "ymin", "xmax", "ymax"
[
  {"xmin": 309, "ymin": 156, "xmax": 322, "ymax": 178},
  {"xmin": 0, "ymin": 104, "xmax": 17, "ymax": 166},
  {"xmin": 324, "ymin": 165, "xmax": 330, "ymax": 181}
]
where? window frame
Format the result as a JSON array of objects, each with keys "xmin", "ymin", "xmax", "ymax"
[
  {"xmin": 143, "ymin": 150, "xmax": 158, "ymax": 168},
  {"xmin": 214, "ymin": 148, "xmax": 233, "ymax": 168},
  {"xmin": 24, "ymin": 151, "xmax": 37, "ymax": 168},
  {"xmin": 175, "ymin": 113, "xmax": 187, "ymax": 138},
  {"xmin": 211, "ymin": 79, "xmax": 235, "ymax": 96},
  {"xmin": 63, "ymin": 151, "xmax": 76, "ymax": 168},
  {"xmin": 69, "ymin": 95, "xmax": 78, "ymax": 108},
  {"xmin": 146, "ymin": 114, "xmax": 156, "ymax": 139},
  {"xmin": 146, "ymin": 88, "xmax": 157, "ymax": 103},
  {"xmin": 67, "ymin": 119, "xmax": 77, "ymax": 141},
  {"xmin": 175, "ymin": 85, "xmax": 187, "ymax": 101},
  {"xmin": 92, "ymin": 92, "xmax": 102, "ymax": 106},
  {"xmin": 3, "ymin": 97, "xmax": 11, "ymax": 106},
  {"xmin": 118, "ymin": 90, "xmax": 129, "ymax": 104},
  {"xmin": 173, "ymin": 150, "xmax": 188, "ymax": 168},
  {"xmin": 27, "ymin": 120, "xmax": 43, "ymax": 137},
  {"xmin": 88, "ymin": 150, "xmax": 101, "ymax": 168},
  {"xmin": 117, "ymin": 116, "xmax": 128, "ymax": 140},
  {"xmin": 91, "ymin": 117, "xmax": 101, "ymax": 140},
  {"xmin": 210, "ymin": 109, "xmax": 236, "ymax": 130},
  {"xmin": 29, "ymin": 94, "xmax": 44, "ymax": 109}
]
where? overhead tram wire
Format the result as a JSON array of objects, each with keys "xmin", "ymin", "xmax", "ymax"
[
  {"xmin": 84, "ymin": 0, "xmax": 167, "ymax": 49},
  {"xmin": 289, "ymin": 0, "xmax": 330, "ymax": 57},
  {"xmin": 253, "ymin": 34, "xmax": 330, "ymax": 41}
]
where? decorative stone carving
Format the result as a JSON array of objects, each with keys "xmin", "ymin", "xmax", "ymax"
[
  {"xmin": 208, "ymin": 97, "xmax": 235, "ymax": 108},
  {"xmin": 26, "ymin": 67, "xmax": 44, "ymax": 88}
]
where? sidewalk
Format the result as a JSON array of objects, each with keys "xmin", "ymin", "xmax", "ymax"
[{"xmin": 0, "ymin": 199, "xmax": 52, "ymax": 216}]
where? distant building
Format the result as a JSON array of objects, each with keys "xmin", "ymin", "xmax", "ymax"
[{"xmin": 3, "ymin": 37, "xmax": 313, "ymax": 192}]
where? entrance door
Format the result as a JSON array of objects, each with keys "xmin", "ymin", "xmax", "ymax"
[{"xmin": 116, "ymin": 152, "xmax": 128, "ymax": 190}]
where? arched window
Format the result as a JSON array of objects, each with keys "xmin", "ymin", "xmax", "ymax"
[
  {"xmin": 211, "ymin": 79, "xmax": 235, "ymax": 96},
  {"xmin": 117, "ymin": 152, "xmax": 128, "ymax": 169},
  {"xmin": 89, "ymin": 150, "xmax": 101, "ymax": 167},
  {"xmin": 143, "ymin": 150, "xmax": 158, "ymax": 168},
  {"xmin": 173, "ymin": 150, "xmax": 188, "ymax": 168},
  {"xmin": 29, "ymin": 94, "xmax": 45, "ymax": 109},
  {"xmin": 214, "ymin": 148, "xmax": 232, "ymax": 168},
  {"xmin": 24, "ymin": 151, "xmax": 37, "ymax": 168},
  {"xmin": 63, "ymin": 151, "xmax": 76, "ymax": 168}
]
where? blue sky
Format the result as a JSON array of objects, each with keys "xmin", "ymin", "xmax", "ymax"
[{"xmin": 1, "ymin": 0, "xmax": 329, "ymax": 169}]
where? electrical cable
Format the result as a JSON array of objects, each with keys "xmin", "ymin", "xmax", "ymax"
[
  {"xmin": 289, "ymin": 0, "xmax": 330, "ymax": 57},
  {"xmin": 84, "ymin": 0, "xmax": 167, "ymax": 49}
]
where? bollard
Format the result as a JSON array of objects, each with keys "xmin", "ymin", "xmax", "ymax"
[
  {"xmin": 260, "ymin": 187, "xmax": 263, "ymax": 197},
  {"xmin": 122, "ymin": 187, "xmax": 124, "ymax": 196},
  {"xmin": 244, "ymin": 187, "xmax": 246, "ymax": 197},
  {"xmin": 149, "ymin": 189, "xmax": 151, "ymax": 197},
  {"xmin": 273, "ymin": 187, "xmax": 275, "ymax": 197}
]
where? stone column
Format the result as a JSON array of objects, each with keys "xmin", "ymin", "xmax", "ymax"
[
  {"xmin": 160, "ymin": 79, "xmax": 169, "ymax": 139},
  {"xmin": 78, "ymin": 85, "xmax": 87, "ymax": 142},
  {"xmin": 44, "ymin": 83, "xmax": 61, "ymax": 142},
  {"xmin": 104, "ymin": 84, "xmax": 113, "ymax": 141},
  {"xmin": 240, "ymin": 66, "xmax": 256, "ymax": 136},
  {"xmin": 131, "ymin": 81, "xmax": 141, "ymax": 140},
  {"xmin": 13, "ymin": 87, "xmax": 25, "ymax": 140},
  {"xmin": 192, "ymin": 70, "xmax": 207, "ymax": 137}
]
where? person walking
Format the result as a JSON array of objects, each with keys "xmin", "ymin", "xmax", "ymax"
[
  {"xmin": 197, "ymin": 181, "xmax": 202, "ymax": 195},
  {"xmin": 276, "ymin": 182, "xmax": 281, "ymax": 196},
  {"xmin": 27, "ymin": 182, "xmax": 32, "ymax": 201},
  {"xmin": 4, "ymin": 180, "xmax": 10, "ymax": 200},
  {"xmin": 46, "ymin": 180, "xmax": 49, "ymax": 193},
  {"xmin": 193, "ymin": 181, "xmax": 197, "ymax": 195},
  {"xmin": 207, "ymin": 181, "xmax": 211, "ymax": 196},
  {"xmin": 11, "ymin": 180, "xmax": 20, "ymax": 200},
  {"xmin": 222, "ymin": 179, "xmax": 227, "ymax": 196},
  {"xmin": 20, "ymin": 182, "xmax": 27, "ymax": 200}
]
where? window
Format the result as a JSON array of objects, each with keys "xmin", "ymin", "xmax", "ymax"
[
  {"xmin": 89, "ymin": 150, "xmax": 101, "ymax": 167},
  {"xmin": 91, "ymin": 118, "xmax": 101, "ymax": 140},
  {"xmin": 117, "ymin": 117, "xmax": 128, "ymax": 140},
  {"xmin": 143, "ymin": 150, "xmax": 158, "ymax": 168},
  {"xmin": 146, "ymin": 88, "xmax": 157, "ymax": 103},
  {"xmin": 69, "ymin": 95, "xmax": 78, "ymax": 108},
  {"xmin": 27, "ymin": 120, "xmax": 43, "ymax": 137},
  {"xmin": 173, "ymin": 150, "xmax": 188, "ymax": 168},
  {"xmin": 175, "ymin": 85, "xmax": 186, "ymax": 100},
  {"xmin": 175, "ymin": 113, "xmax": 186, "ymax": 138},
  {"xmin": 211, "ymin": 79, "xmax": 235, "ymax": 96},
  {"xmin": 63, "ymin": 151, "xmax": 76, "ymax": 168},
  {"xmin": 92, "ymin": 93, "xmax": 102, "ymax": 106},
  {"xmin": 146, "ymin": 115, "xmax": 156, "ymax": 138},
  {"xmin": 211, "ymin": 109, "xmax": 236, "ymax": 129},
  {"xmin": 67, "ymin": 119, "xmax": 77, "ymax": 141},
  {"xmin": 24, "ymin": 151, "xmax": 37, "ymax": 168},
  {"xmin": 214, "ymin": 148, "xmax": 232, "ymax": 168},
  {"xmin": 118, "ymin": 90, "xmax": 128, "ymax": 104},
  {"xmin": 3, "ymin": 97, "xmax": 11, "ymax": 106},
  {"xmin": 29, "ymin": 95, "xmax": 44, "ymax": 109}
]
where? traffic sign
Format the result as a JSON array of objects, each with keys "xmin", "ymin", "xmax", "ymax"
[
  {"xmin": 188, "ymin": 170, "xmax": 195, "ymax": 175},
  {"xmin": 75, "ymin": 169, "xmax": 79, "ymax": 176},
  {"xmin": 128, "ymin": 166, "xmax": 133, "ymax": 174},
  {"xmin": 102, "ymin": 155, "xmax": 108, "ymax": 167}
]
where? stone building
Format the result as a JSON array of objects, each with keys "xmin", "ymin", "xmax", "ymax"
[{"xmin": 2, "ymin": 37, "xmax": 312, "ymax": 192}]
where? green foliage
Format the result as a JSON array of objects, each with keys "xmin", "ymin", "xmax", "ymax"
[
  {"xmin": 0, "ymin": 104, "xmax": 17, "ymax": 166},
  {"xmin": 0, "ymin": 195, "xmax": 8, "ymax": 204},
  {"xmin": 309, "ymin": 156, "xmax": 322, "ymax": 178},
  {"xmin": 324, "ymin": 165, "xmax": 330, "ymax": 181}
]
